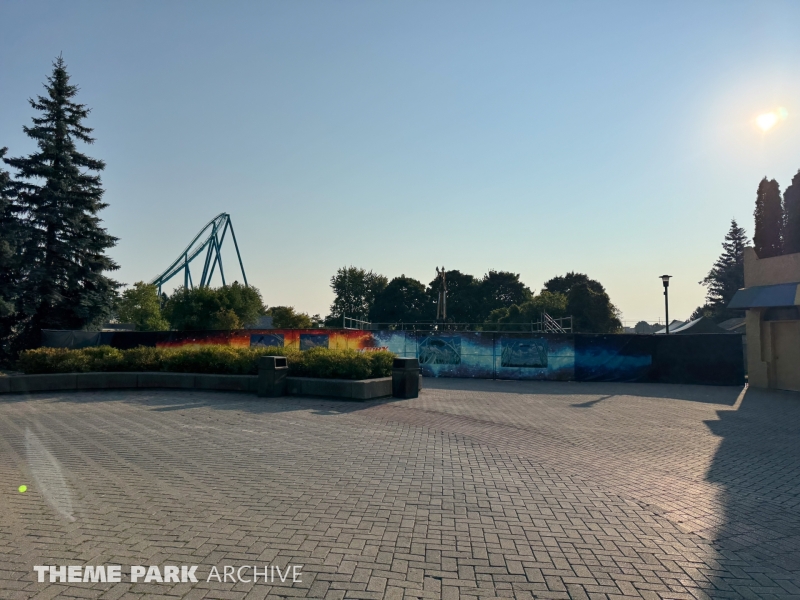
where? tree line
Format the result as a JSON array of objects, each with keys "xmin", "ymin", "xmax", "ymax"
[
  {"xmin": 324, "ymin": 266, "xmax": 623, "ymax": 333},
  {"xmin": 115, "ymin": 282, "xmax": 316, "ymax": 332}
]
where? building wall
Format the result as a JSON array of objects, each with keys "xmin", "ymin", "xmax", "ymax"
[
  {"xmin": 743, "ymin": 248, "xmax": 800, "ymax": 390},
  {"xmin": 744, "ymin": 247, "xmax": 800, "ymax": 286}
]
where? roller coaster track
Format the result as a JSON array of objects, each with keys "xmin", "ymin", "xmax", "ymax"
[{"xmin": 150, "ymin": 213, "xmax": 248, "ymax": 294}]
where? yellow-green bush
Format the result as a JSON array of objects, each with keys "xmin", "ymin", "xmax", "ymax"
[{"xmin": 16, "ymin": 345, "xmax": 395, "ymax": 379}]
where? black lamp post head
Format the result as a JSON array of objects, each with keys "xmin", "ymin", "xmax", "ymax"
[{"xmin": 660, "ymin": 274, "xmax": 672, "ymax": 288}]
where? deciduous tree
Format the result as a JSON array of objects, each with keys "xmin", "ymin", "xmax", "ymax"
[
  {"xmin": 116, "ymin": 282, "xmax": 170, "ymax": 331},
  {"xmin": 566, "ymin": 282, "xmax": 622, "ymax": 333},
  {"xmin": 163, "ymin": 283, "xmax": 265, "ymax": 331},
  {"xmin": 486, "ymin": 291, "xmax": 568, "ymax": 330},
  {"xmin": 327, "ymin": 266, "xmax": 388, "ymax": 323},
  {"xmin": 267, "ymin": 306, "xmax": 314, "ymax": 329},
  {"xmin": 543, "ymin": 273, "xmax": 621, "ymax": 333},
  {"xmin": 370, "ymin": 276, "xmax": 432, "ymax": 323},
  {"xmin": 478, "ymin": 271, "xmax": 532, "ymax": 319},
  {"xmin": 426, "ymin": 270, "xmax": 483, "ymax": 323}
]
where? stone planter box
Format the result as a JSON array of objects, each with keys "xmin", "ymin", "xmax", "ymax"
[{"xmin": 0, "ymin": 372, "xmax": 392, "ymax": 400}]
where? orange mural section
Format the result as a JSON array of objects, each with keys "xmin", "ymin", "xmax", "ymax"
[{"xmin": 155, "ymin": 329, "xmax": 381, "ymax": 350}]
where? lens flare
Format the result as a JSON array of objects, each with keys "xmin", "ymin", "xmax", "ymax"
[{"xmin": 757, "ymin": 107, "xmax": 788, "ymax": 132}]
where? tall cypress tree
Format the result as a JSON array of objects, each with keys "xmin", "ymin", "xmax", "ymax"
[
  {"xmin": 753, "ymin": 177, "xmax": 783, "ymax": 258},
  {"xmin": 699, "ymin": 219, "xmax": 748, "ymax": 317},
  {"xmin": 783, "ymin": 170, "xmax": 800, "ymax": 255},
  {"xmin": 5, "ymin": 57, "xmax": 119, "ymax": 348}
]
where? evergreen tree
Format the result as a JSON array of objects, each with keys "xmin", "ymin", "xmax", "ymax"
[
  {"xmin": 5, "ymin": 57, "xmax": 119, "ymax": 348},
  {"xmin": 783, "ymin": 170, "xmax": 800, "ymax": 254},
  {"xmin": 753, "ymin": 177, "xmax": 783, "ymax": 258},
  {"xmin": 699, "ymin": 219, "xmax": 748, "ymax": 318},
  {"xmin": 0, "ymin": 148, "xmax": 19, "ymax": 318},
  {"xmin": 0, "ymin": 147, "xmax": 27, "ymax": 359}
]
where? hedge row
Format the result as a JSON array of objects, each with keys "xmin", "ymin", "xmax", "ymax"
[{"xmin": 17, "ymin": 345, "xmax": 395, "ymax": 380}]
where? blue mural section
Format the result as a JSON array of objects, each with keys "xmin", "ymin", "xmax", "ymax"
[
  {"xmin": 344, "ymin": 331, "xmax": 743, "ymax": 385},
  {"xmin": 250, "ymin": 333, "xmax": 285, "ymax": 348},
  {"xmin": 573, "ymin": 335, "xmax": 653, "ymax": 382},
  {"xmin": 299, "ymin": 333, "xmax": 329, "ymax": 350},
  {"xmin": 496, "ymin": 334, "xmax": 574, "ymax": 381}
]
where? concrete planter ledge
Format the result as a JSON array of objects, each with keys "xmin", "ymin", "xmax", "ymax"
[
  {"xmin": 286, "ymin": 376, "xmax": 391, "ymax": 400},
  {"xmin": 0, "ymin": 372, "xmax": 394, "ymax": 400},
  {"xmin": 0, "ymin": 357, "xmax": 421, "ymax": 401}
]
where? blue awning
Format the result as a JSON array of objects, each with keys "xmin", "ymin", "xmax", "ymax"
[{"xmin": 728, "ymin": 282, "xmax": 800, "ymax": 309}]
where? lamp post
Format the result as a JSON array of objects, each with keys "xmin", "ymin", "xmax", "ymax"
[{"xmin": 660, "ymin": 275, "xmax": 672, "ymax": 334}]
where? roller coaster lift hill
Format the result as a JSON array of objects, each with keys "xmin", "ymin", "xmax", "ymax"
[{"xmin": 150, "ymin": 213, "xmax": 248, "ymax": 295}]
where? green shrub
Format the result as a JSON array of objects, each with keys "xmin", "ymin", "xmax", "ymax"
[
  {"xmin": 16, "ymin": 345, "xmax": 395, "ymax": 379},
  {"xmin": 16, "ymin": 347, "xmax": 91, "ymax": 374},
  {"xmin": 293, "ymin": 348, "xmax": 373, "ymax": 380},
  {"xmin": 117, "ymin": 346, "xmax": 164, "ymax": 372},
  {"xmin": 368, "ymin": 350, "xmax": 395, "ymax": 378}
]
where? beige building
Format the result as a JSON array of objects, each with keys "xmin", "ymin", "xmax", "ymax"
[{"xmin": 729, "ymin": 247, "xmax": 800, "ymax": 391}]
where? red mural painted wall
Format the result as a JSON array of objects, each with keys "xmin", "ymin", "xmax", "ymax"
[{"xmin": 155, "ymin": 329, "xmax": 384, "ymax": 351}]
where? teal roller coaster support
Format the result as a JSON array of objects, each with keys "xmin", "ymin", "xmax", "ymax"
[{"xmin": 150, "ymin": 213, "xmax": 249, "ymax": 295}]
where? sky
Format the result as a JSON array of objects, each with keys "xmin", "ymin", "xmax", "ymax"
[{"xmin": 2, "ymin": 0, "xmax": 799, "ymax": 324}]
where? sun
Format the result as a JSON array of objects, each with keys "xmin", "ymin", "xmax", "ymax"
[
  {"xmin": 757, "ymin": 112, "xmax": 778, "ymax": 131},
  {"xmin": 756, "ymin": 107, "xmax": 788, "ymax": 132}
]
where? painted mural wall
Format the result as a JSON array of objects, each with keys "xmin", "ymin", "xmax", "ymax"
[{"xmin": 45, "ymin": 328, "xmax": 744, "ymax": 385}]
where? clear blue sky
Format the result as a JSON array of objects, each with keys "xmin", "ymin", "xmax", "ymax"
[{"xmin": 2, "ymin": 1, "xmax": 799, "ymax": 323}]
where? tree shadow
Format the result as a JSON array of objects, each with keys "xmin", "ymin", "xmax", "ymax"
[
  {"xmin": 704, "ymin": 386, "xmax": 800, "ymax": 592},
  {"xmin": 570, "ymin": 395, "xmax": 614, "ymax": 408},
  {"xmin": 0, "ymin": 387, "xmax": 406, "ymax": 418}
]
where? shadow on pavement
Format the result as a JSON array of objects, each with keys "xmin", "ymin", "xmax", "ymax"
[
  {"xmin": 422, "ymin": 377, "xmax": 744, "ymax": 405},
  {"xmin": 704, "ymin": 386, "xmax": 800, "ymax": 591},
  {"xmin": 0, "ymin": 387, "xmax": 405, "ymax": 418},
  {"xmin": 0, "ymin": 377, "xmax": 745, "ymax": 416}
]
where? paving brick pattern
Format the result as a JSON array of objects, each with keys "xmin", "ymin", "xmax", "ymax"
[{"xmin": 0, "ymin": 379, "xmax": 799, "ymax": 599}]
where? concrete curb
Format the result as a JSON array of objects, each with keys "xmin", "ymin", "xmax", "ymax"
[{"xmin": 0, "ymin": 372, "xmax": 392, "ymax": 400}]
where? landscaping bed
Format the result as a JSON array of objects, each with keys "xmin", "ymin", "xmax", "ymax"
[{"xmin": 16, "ymin": 345, "xmax": 394, "ymax": 379}]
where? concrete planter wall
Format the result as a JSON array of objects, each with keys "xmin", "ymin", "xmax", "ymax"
[
  {"xmin": 285, "ymin": 376, "xmax": 391, "ymax": 400},
  {"xmin": 0, "ymin": 372, "xmax": 393, "ymax": 400}
]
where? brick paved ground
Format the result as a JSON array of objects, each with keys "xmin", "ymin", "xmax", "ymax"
[{"xmin": 1, "ymin": 379, "xmax": 799, "ymax": 599}]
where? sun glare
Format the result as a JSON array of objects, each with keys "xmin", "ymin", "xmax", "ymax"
[
  {"xmin": 757, "ymin": 113, "xmax": 778, "ymax": 131},
  {"xmin": 756, "ymin": 107, "xmax": 788, "ymax": 132}
]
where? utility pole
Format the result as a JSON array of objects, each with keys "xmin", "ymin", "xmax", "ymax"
[{"xmin": 435, "ymin": 267, "xmax": 447, "ymax": 322}]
